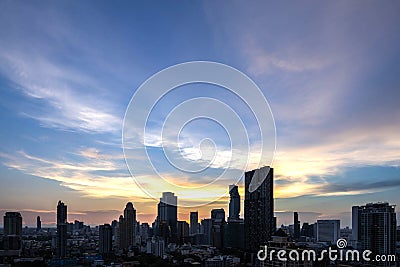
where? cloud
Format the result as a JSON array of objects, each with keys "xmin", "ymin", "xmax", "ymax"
[
  {"xmin": 0, "ymin": 52, "xmax": 122, "ymax": 133},
  {"xmin": 0, "ymin": 149, "xmax": 148, "ymax": 199}
]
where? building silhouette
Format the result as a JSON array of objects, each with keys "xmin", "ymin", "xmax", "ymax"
[
  {"xmin": 190, "ymin": 211, "xmax": 198, "ymax": 235},
  {"xmin": 118, "ymin": 215, "xmax": 126, "ymax": 249},
  {"xmin": 56, "ymin": 200, "xmax": 67, "ymax": 258},
  {"xmin": 211, "ymin": 208, "xmax": 225, "ymax": 249},
  {"xmin": 36, "ymin": 216, "xmax": 41, "ymax": 232},
  {"xmin": 244, "ymin": 166, "xmax": 274, "ymax": 252},
  {"xmin": 177, "ymin": 221, "xmax": 189, "ymax": 244},
  {"xmin": 293, "ymin": 212, "xmax": 300, "ymax": 240},
  {"xmin": 352, "ymin": 202, "xmax": 397, "ymax": 258},
  {"xmin": 157, "ymin": 192, "xmax": 177, "ymax": 241},
  {"xmin": 201, "ymin": 218, "xmax": 212, "ymax": 245},
  {"xmin": 117, "ymin": 202, "xmax": 137, "ymax": 250},
  {"xmin": 124, "ymin": 202, "xmax": 136, "ymax": 247},
  {"xmin": 316, "ymin": 220, "xmax": 340, "ymax": 244},
  {"xmin": 3, "ymin": 212, "xmax": 22, "ymax": 250},
  {"xmin": 228, "ymin": 184, "xmax": 240, "ymax": 222},
  {"xmin": 99, "ymin": 224, "xmax": 113, "ymax": 254}
]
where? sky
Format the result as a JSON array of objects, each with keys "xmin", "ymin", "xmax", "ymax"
[{"xmin": 0, "ymin": 1, "xmax": 400, "ymax": 228}]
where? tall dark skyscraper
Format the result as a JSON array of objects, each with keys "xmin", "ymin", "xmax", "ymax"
[
  {"xmin": 157, "ymin": 192, "xmax": 178, "ymax": 238},
  {"xmin": 211, "ymin": 208, "xmax": 225, "ymax": 249},
  {"xmin": 244, "ymin": 166, "xmax": 274, "ymax": 252},
  {"xmin": 36, "ymin": 216, "xmax": 41, "ymax": 232},
  {"xmin": 99, "ymin": 224, "xmax": 113, "ymax": 254},
  {"xmin": 124, "ymin": 202, "xmax": 137, "ymax": 247},
  {"xmin": 190, "ymin": 211, "xmax": 198, "ymax": 235},
  {"xmin": 201, "ymin": 218, "xmax": 212, "ymax": 245},
  {"xmin": 352, "ymin": 202, "xmax": 397, "ymax": 257},
  {"xmin": 177, "ymin": 220, "xmax": 189, "ymax": 244},
  {"xmin": 56, "ymin": 200, "xmax": 67, "ymax": 258},
  {"xmin": 228, "ymin": 184, "xmax": 240, "ymax": 221},
  {"xmin": 118, "ymin": 215, "xmax": 126, "ymax": 249},
  {"xmin": 117, "ymin": 202, "xmax": 136, "ymax": 250},
  {"xmin": 3, "ymin": 212, "xmax": 22, "ymax": 250},
  {"xmin": 294, "ymin": 212, "xmax": 300, "ymax": 240}
]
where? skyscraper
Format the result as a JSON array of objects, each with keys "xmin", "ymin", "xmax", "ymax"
[
  {"xmin": 157, "ymin": 192, "xmax": 178, "ymax": 239},
  {"xmin": 190, "ymin": 211, "xmax": 199, "ymax": 235},
  {"xmin": 177, "ymin": 220, "xmax": 189, "ymax": 244},
  {"xmin": 3, "ymin": 212, "xmax": 22, "ymax": 250},
  {"xmin": 352, "ymin": 202, "xmax": 397, "ymax": 257},
  {"xmin": 244, "ymin": 166, "xmax": 274, "ymax": 252},
  {"xmin": 56, "ymin": 200, "xmax": 67, "ymax": 258},
  {"xmin": 294, "ymin": 212, "xmax": 300, "ymax": 240},
  {"xmin": 99, "ymin": 224, "xmax": 113, "ymax": 254},
  {"xmin": 36, "ymin": 216, "xmax": 41, "ymax": 232},
  {"xmin": 228, "ymin": 184, "xmax": 240, "ymax": 221},
  {"xmin": 211, "ymin": 208, "xmax": 225, "ymax": 249},
  {"xmin": 201, "ymin": 218, "xmax": 212, "ymax": 245},
  {"xmin": 316, "ymin": 220, "xmax": 340, "ymax": 244},
  {"xmin": 118, "ymin": 215, "xmax": 126, "ymax": 249},
  {"xmin": 124, "ymin": 202, "xmax": 137, "ymax": 248}
]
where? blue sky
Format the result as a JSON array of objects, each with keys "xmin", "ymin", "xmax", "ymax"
[{"xmin": 0, "ymin": 1, "xmax": 399, "ymax": 227}]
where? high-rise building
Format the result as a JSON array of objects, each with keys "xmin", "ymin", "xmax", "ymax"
[
  {"xmin": 316, "ymin": 220, "xmax": 340, "ymax": 244},
  {"xmin": 201, "ymin": 218, "xmax": 213, "ymax": 245},
  {"xmin": 117, "ymin": 202, "xmax": 137, "ymax": 250},
  {"xmin": 244, "ymin": 166, "xmax": 274, "ymax": 252},
  {"xmin": 352, "ymin": 202, "xmax": 397, "ymax": 256},
  {"xmin": 99, "ymin": 224, "xmax": 113, "ymax": 254},
  {"xmin": 118, "ymin": 215, "xmax": 126, "ymax": 249},
  {"xmin": 300, "ymin": 222, "xmax": 314, "ymax": 239},
  {"xmin": 294, "ymin": 212, "xmax": 300, "ymax": 240},
  {"xmin": 36, "ymin": 216, "xmax": 41, "ymax": 232},
  {"xmin": 190, "ymin": 211, "xmax": 199, "ymax": 235},
  {"xmin": 177, "ymin": 221, "xmax": 189, "ymax": 244},
  {"xmin": 56, "ymin": 200, "xmax": 67, "ymax": 258},
  {"xmin": 140, "ymin": 222, "xmax": 150, "ymax": 241},
  {"xmin": 124, "ymin": 202, "xmax": 137, "ymax": 247},
  {"xmin": 211, "ymin": 208, "xmax": 225, "ymax": 249},
  {"xmin": 3, "ymin": 212, "xmax": 22, "ymax": 250},
  {"xmin": 228, "ymin": 184, "xmax": 240, "ymax": 221},
  {"xmin": 157, "ymin": 192, "xmax": 178, "ymax": 239}
]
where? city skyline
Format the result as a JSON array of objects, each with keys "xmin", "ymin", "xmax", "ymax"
[{"xmin": 1, "ymin": 1, "xmax": 400, "ymax": 228}]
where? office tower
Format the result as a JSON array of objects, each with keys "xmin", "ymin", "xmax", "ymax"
[
  {"xmin": 177, "ymin": 221, "xmax": 189, "ymax": 244},
  {"xmin": 157, "ymin": 192, "xmax": 178, "ymax": 238},
  {"xmin": 118, "ymin": 215, "xmax": 126, "ymax": 249},
  {"xmin": 224, "ymin": 219, "xmax": 244, "ymax": 249},
  {"xmin": 244, "ymin": 166, "xmax": 274, "ymax": 251},
  {"xmin": 56, "ymin": 200, "xmax": 67, "ymax": 258},
  {"xmin": 190, "ymin": 211, "xmax": 199, "ymax": 235},
  {"xmin": 36, "ymin": 216, "xmax": 41, "ymax": 232},
  {"xmin": 294, "ymin": 212, "xmax": 300, "ymax": 240},
  {"xmin": 201, "ymin": 218, "xmax": 212, "ymax": 245},
  {"xmin": 316, "ymin": 220, "xmax": 340, "ymax": 244},
  {"xmin": 99, "ymin": 224, "xmax": 113, "ymax": 254},
  {"xmin": 140, "ymin": 223, "xmax": 150, "ymax": 241},
  {"xmin": 352, "ymin": 202, "xmax": 397, "ymax": 256},
  {"xmin": 124, "ymin": 202, "xmax": 137, "ymax": 247},
  {"xmin": 3, "ymin": 212, "xmax": 22, "ymax": 250},
  {"xmin": 211, "ymin": 208, "xmax": 225, "ymax": 249},
  {"xmin": 211, "ymin": 208, "xmax": 225, "ymax": 220},
  {"xmin": 111, "ymin": 220, "xmax": 119, "ymax": 249},
  {"xmin": 301, "ymin": 222, "xmax": 314, "ymax": 239},
  {"xmin": 228, "ymin": 184, "xmax": 240, "ymax": 221}
]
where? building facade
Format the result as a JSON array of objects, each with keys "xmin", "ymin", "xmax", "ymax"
[
  {"xmin": 3, "ymin": 212, "xmax": 22, "ymax": 250},
  {"xmin": 56, "ymin": 200, "xmax": 68, "ymax": 259},
  {"xmin": 244, "ymin": 166, "xmax": 274, "ymax": 252},
  {"xmin": 352, "ymin": 202, "xmax": 397, "ymax": 257}
]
